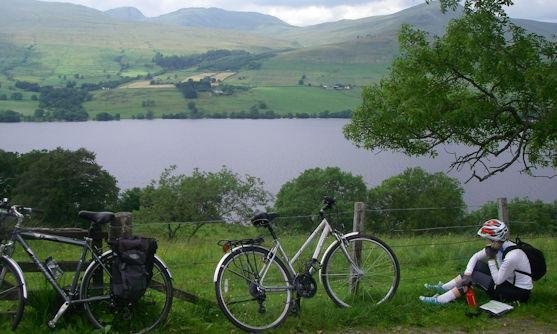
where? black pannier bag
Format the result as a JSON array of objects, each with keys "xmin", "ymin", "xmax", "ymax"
[{"xmin": 109, "ymin": 236, "xmax": 158, "ymax": 303}]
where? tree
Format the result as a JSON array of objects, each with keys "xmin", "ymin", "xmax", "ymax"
[
  {"xmin": 367, "ymin": 167, "xmax": 465, "ymax": 233},
  {"xmin": 466, "ymin": 198, "xmax": 557, "ymax": 234},
  {"xmin": 116, "ymin": 187, "xmax": 143, "ymax": 212},
  {"xmin": 344, "ymin": 0, "xmax": 557, "ymax": 182},
  {"xmin": 0, "ymin": 150, "xmax": 19, "ymax": 197},
  {"xmin": 0, "ymin": 110, "xmax": 22, "ymax": 122},
  {"xmin": 136, "ymin": 166, "xmax": 271, "ymax": 231},
  {"xmin": 11, "ymin": 148, "xmax": 119, "ymax": 226},
  {"xmin": 274, "ymin": 167, "xmax": 367, "ymax": 230}
]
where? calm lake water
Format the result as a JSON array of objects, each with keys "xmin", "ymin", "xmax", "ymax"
[{"xmin": 0, "ymin": 119, "xmax": 555, "ymax": 208}]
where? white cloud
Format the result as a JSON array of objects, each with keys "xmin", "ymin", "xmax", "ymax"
[
  {"xmin": 505, "ymin": 0, "xmax": 557, "ymax": 23},
  {"xmin": 241, "ymin": 0, "xmax": 421, "ymax": 26},
  {"xmin": 38, "ymin": 0, "xmax": 557, "ymax": 23}
]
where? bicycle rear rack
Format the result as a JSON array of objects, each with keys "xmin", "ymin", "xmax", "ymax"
[{"xmin": 217, "ymin": 236, "xmax": 264, "ymax": 252}]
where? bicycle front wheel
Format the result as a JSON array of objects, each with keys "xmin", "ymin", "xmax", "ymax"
[
  {"xmin": 80, "ymin": 251, "xmax": 173, "ymax": 333},
  {"xmin": 321, "ymin": 235, "xmax": 400, "ymax": 307},
  {"xmin": 0, "ymin": 257, "xmax": 25, "ymax": 330},
  {"xmin": 215, "ymin": 245, "xmax": 293, "ymax": 332}
]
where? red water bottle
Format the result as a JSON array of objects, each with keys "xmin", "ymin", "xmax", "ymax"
[{"xmin": 465, "ymin": 287, "xmax": 477, "ymax": 308}]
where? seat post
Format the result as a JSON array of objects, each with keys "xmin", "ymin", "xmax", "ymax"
[
  {"xmin": 88, "ymin": 223, "xmax": 103, "ymax": 255},
  {"xmin": 267, "ymin": 224, "xmax": 278, "ymax": 240}
]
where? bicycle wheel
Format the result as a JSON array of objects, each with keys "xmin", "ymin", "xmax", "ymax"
[
  {"xmin": 321, "ymin": 234, "xmax": 399, "ymax": 307},
  {"xmin": 80, "ymin": 251, "xmax": 173, "ymax": 333},
  {"xmin": 0, "ymin": 257, "xmax": 25, "ymax": 330},
  {"xmin": 215, "ymin": 245, "xmax": 293, "ymax": 332}
]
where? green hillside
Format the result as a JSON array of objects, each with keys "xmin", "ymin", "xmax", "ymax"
[
  {"xmin": 105, "ymin": 7, "xmax": 146, "ymax": 21},
  {"xmin": 150, "ymin": 7, "xmax": 292, "ymax": 31},
  {"xmin": 1, "ymin": 0, "xmax": 556, "ymax": 120}
]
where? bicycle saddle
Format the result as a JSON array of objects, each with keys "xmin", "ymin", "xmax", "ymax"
[
  {"xmin": 250, "ymin": 212, "xmax": 278, "ymax": 226},
  {"xmin": 78, "ymin": 211, "xmax": 115, "ymax": 224}
]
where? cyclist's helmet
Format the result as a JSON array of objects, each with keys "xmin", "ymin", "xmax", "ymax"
[{"xmin": 477, "ymin": 219, "xmax": 509, "ymax": 241}]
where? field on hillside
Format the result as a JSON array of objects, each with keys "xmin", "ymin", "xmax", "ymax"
[
  {"xmin": 228, "ymin": 59, "xmax": 389, "ymax": 87},
  {"xmin": 84, "ymin": 85, "xmax": 362, "ymax": 118},
  {"xmin": 3, "ymin": 220, "xmax": 556, "ymax": 333}
]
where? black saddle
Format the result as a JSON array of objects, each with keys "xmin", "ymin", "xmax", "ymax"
[
  {"xmin": 250, "ymin": 212, "xmax": 279, "ymax": 227},
  {"xmin": 78, "ymin": 211, "xmax": 114, "ymax": 225}
]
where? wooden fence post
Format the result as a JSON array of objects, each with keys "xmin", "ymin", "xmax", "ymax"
[
  {"xmin": 497, "ymin": 198, "xmax": 509, "ymax": 223},
  {"xmin": 350, "ymin": 202, "xmax": 365, "ymax": 293},
  {"xmin": 110, "ymin": 212, "xmax": 133, "ymax": 241},
  {"xmin": 353, "ymin": 202, "xmax": 365, "ymax": 234}
]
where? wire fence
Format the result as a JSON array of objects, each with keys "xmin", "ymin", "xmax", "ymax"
[
  {"xmin": 128, "ymin": 206, "xmax": 556, "ymax": 284},
  {"xmin": 6, "ymin": 204, "xmax": 555, "ymax": 288}
]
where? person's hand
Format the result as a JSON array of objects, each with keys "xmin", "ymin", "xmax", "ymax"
[
  {"xmin": 485, "ymin": 245, "xmax": 497, "ymax": 259},
  {"xmin": 460, "ymin": 274, "xmax": 472, "ymax": 287}
]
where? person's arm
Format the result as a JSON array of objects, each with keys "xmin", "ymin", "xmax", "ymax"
[
  {"xmin": 464, "ymin": 248, "xmax": 488, "ymax": 275},
  {"xmin": 488, "ymin": 250, "xmax": 519, "ymax": 285}
]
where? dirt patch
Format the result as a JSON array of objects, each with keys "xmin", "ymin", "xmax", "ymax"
[
  {"xmin": 120, "ymin": 81, "xmax": 175, "ymax": 89},
  {"xmin": 325, "ymin": 318, "xmax": 556, "ymax": 334},
  {"xmin": 184, "ymin": 71, "xmax": 236, "ymax": 82}
]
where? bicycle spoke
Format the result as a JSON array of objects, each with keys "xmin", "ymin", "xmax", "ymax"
[
  {"xmin": 216, "ymin": 246, "xmax": 292, "ymax": 332},
  {"xmin": 322, "ymin": 236, "xmax": 399, "ymax": 307}
]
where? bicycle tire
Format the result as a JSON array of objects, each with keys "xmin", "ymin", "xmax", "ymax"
[
  {"xmin": 215, "ymin": 245, "xmax": 293, "ymax": 332},
  {"xmin": 0, "ymin": 257, "xmax": 26, "ymax": 330},
  {"xmin": 80, "ymin": 251, "xmax": 173, "ymax": 334},
  {"xmin": 321, "ymin": 234, "xmax": 400, "ymax": 307}
]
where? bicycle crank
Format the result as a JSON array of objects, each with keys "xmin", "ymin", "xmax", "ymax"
[{"xmin": 293, "ymin": 273, "xmax": 317, "ymax": 298}]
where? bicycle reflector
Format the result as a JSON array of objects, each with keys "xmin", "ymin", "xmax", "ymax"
[{"xmin": 218, "ymin": 240, "xmax": 232, "ymax": 253}]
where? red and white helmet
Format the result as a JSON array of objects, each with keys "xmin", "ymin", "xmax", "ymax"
[{"xmin": 477, "ymin": 219, "xmax": 509, "ymax": 241}]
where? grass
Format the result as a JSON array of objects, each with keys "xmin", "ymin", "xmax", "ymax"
[
  {"xmin": 2, "ymin": 222, "xmax": 556, "ymax": 333},
  {"xmin": 83, "ymin": 85, "xmax": 362, "ymax": 118}
]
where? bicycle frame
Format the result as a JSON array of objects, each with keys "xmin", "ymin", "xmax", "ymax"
[
  {"xmin": 2, "ymin": 228, "xmax": 111, "ymax": 326},
  {"xmin": 265, "ymin": 217, "xmax": 343, "ymax": 277}
]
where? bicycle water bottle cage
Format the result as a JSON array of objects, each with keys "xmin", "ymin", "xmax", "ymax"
[
  {"xmin": 250, "ymin": 212, "xmax": 279, "ymax": 227},
  {"xmin": 218, "ymin": 236, "xmax": 264, "ymax": 252},
  {"xmin": 78, "ymin": 211, "xmax": 115, "ymax": 225}
]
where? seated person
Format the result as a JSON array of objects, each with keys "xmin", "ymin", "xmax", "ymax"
[{"xmin": 419, "ymin": 219, "xmax": 532, "ymax": 304}]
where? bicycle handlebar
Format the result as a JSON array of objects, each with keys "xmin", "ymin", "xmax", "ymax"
[
  {"xmin": 319, "ymin": 196, "xmax": 336, "ymax": 217},
  {"xmin": 0, "ymin": 199, "xmax": 36, "ymax": 219}
]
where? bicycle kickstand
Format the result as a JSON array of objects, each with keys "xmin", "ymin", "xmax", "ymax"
[
  {"xmin": 290, "ymin": 295, "xmax": 301, "ymax": 316},
  {"xmin": 48, "ymin": 301, "xmax": 70, "ymax": 328}
]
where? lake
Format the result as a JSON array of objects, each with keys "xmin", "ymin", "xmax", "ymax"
[{"xmin": 0, "ymin": 119, "xmax": 555, "ymax": 208}]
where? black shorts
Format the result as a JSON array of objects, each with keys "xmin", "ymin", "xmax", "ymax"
[{"xmin": 465, "ymin": 261, "xmax": 531, "ymax": 303}]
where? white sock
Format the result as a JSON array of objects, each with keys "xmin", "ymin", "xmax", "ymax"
[
  {"xmin": 442, "ymin": 275, "xmax": 461, "ymax": 291},
  {"xmin": 436, "ymin": 289, "xmax": 459, "ymax": 304}
]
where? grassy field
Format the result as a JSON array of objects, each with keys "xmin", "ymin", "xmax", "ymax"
[
  {"xmin": 83, "ymin": 85, "xmax": 362, "ymax": 118},
  {"xmin": 228, "ymin": 59, "xmax": 389, "ymax": 87},
  {"xmin": 2, "ymin": 221, "xmax": 556, "ymax": 333}
]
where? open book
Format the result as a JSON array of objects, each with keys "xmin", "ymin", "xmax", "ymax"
[{"xmin": 479, "ymin": 300, "xmax": 514, "ymax": 316}]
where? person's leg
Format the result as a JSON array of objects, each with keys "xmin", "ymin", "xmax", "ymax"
[
  {"xmin": 469, "ymin": 262, "xmax": 494, "ymax": 292},
  {"xmin": 424, "ymin": 275, "xmax": 462, "ymax": 293},
  {"xmin": 489, "ymin": 281, "xmax": 531, "ymax": 303},
  {"xmin": 421, "ymin": 262, "xmax": 494, "ymax": 305}
]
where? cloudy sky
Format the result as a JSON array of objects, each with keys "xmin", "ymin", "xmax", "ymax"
[{"xmin": 41, "ymin": 0, "xmax": 557, "ymax": 26}]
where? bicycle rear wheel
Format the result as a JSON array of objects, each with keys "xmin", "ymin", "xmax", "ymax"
[
  {"xmin": 321, "ymin": 234, "xmax": 400, "ymax": 307},
  {"xmin": 80, "ymin": 251, "xmax": 173, "ymax": 333},
  {"xmin": 0, "ymin": 257, "xmax": 25, "ymax": 330},
  {"xmin": 215, "ymin": 245, "xmax": 293, "ymax": 332}
]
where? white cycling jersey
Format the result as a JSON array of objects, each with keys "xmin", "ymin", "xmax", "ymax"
[{"xmin": 464, "ymin": 240, "xmax": 533, "ymax": 290}]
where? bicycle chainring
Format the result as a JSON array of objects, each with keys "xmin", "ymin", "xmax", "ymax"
[{"xmin": 293, "ymin": 273, "xmax": 317, "ymax": 298}]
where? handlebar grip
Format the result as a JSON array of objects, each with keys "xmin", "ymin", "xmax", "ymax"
[{"xmin": 322, "ymin": 196, "xmax": 336, "ymax": 210}]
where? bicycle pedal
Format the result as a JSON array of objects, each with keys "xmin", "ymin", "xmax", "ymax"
[{"xmin": 290, "ymin": 298, "xmax": 301, "ymax": 316}]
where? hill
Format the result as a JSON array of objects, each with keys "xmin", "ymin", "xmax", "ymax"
[
  {"xmin": 150, "ymin": 7, "xmax": 292, "ymax": 31},
  {"xmin": 1, "ymin": 0, "xmax": 556, "ymax": 120},
  {"xmin": 105, "ymin": 7, "xmax": 146, "ymax": 21},
  {"xmin": 0, "ymin": 0, "xmax": 291, "ymax": 52}
]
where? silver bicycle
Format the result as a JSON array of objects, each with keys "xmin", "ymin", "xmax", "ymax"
[
  {"xmin": 0, "ymin": 199, "xmax": 173, "ymax": 333},
  {"xmin": 213, "ymin": 197, "xmax": 400, "ymax": 332}
]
